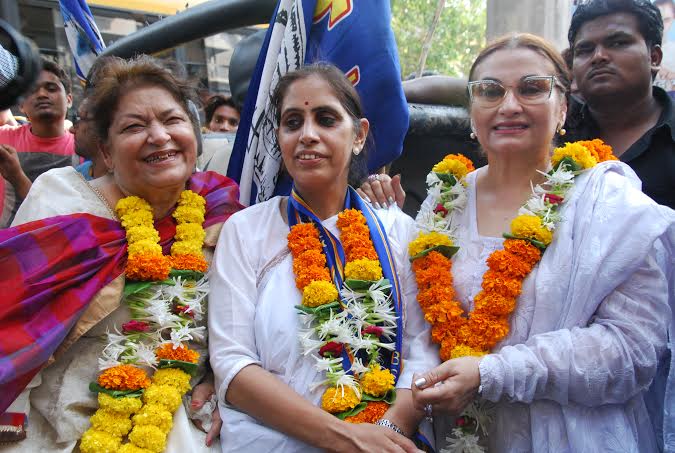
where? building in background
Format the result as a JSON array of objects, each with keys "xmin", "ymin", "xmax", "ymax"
[{"xmin": 15, "ymin": 0, "xmax": 260, "ymax": 107}]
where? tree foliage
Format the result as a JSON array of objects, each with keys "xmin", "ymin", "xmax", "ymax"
[{"xmin": 391, "ymin": 0, "xmax": 486, "ymax": 79}]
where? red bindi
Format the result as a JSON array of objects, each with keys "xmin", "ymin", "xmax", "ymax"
[{"xmin": 304, "ymin": 101, "xmax": 309, "ymax": 105}]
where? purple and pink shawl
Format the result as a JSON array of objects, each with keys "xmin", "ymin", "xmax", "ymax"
[{"xmin": 0, "ymin": 171, "xmax": 242, "ymax": 413}]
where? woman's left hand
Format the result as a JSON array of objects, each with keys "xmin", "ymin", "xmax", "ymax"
[
  {"xmin": 411, "ymin": 356, "xmax": 482, "ymax": 416},
  {"xmin": 191, "ymin": 381, "xmax": 222, "ymax": 447}
]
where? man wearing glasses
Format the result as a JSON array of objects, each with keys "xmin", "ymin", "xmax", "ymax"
[{"xmin": 567, "ymin": 0, "xmax": 674, "ymax": 209}]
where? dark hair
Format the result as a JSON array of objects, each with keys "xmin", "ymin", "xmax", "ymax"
[
  {"xmin": 204, "ymin": 94, "xmax": 240, "ymax": 123},
  {"xmin": 40, "ymin": 58, "xmax": 71, "ymax": 94},
  {"xmin": 87, "ymin": 55, "xmax": 199, "ymax": 143},
  {"xmin": 271, "ymin": 63, "xmax": 370, "ymax": 186},
  {"xmin": 469, "ymin": 33, "xmax": 571, "ymax": 95},
  {"xmin": 568, "ymin": 0, "xmax": 663, "ymax": 48}
]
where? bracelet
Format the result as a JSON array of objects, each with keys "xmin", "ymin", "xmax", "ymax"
[{"xmin": 375, "ymin": 418, "xmax": 406, "ymax": 437}]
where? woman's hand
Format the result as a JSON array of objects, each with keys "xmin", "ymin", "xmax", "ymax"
[
  {"xmin": 357, "ymin": 173, "xmax": 405, "ymax": 209},
  {"xmin": 412, "ymin": 356, "xmax": 482, "ymax": 416},
  {"xmin": 329, "ymin": 422, "xmax": 422, "ymax": 453},
  {"xmin": 190, "ymin": 381, "xmax": 222, "ymax": 447}
]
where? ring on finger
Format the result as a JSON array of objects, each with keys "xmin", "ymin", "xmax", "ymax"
[
  {"xmin": 367, "ymin": 174, "xmax": 381, "ymax": 182},
  {"xmin": 424, "ymin": 404, "xmax": 433, "ymax": 421}
]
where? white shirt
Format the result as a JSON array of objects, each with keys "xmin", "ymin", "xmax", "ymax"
[{"xmin": 209, "ymin": 197, "xmax": 439, "ymax": 452}]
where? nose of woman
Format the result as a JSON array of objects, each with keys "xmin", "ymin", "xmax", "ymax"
[
  {"xmin": 147, "ymin": 121, "xmax": 171, "ymax": 146},
  {"xmin": 497, "ymin": 89, "xmax": 524, "ymax": 115},
  {"xmin": 299, "ymin": 118, "xmax": 320, "ymax": 145}
]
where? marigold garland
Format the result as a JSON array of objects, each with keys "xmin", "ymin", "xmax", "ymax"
[
  {"xmin": 290, "ymin": 207, "xmax": 397, "ymax": 423},
  {"xmin": 81, "ymin": 191, "xmax": 210, "ymax": 453},
  {"xmin": 411, "ymin": 141, "xmax": 616, "ymax": 449}
]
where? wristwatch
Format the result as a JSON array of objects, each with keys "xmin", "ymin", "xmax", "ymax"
[{"xmin": 376, "ymin": 418, "xmax": 406, "ymax": 437}]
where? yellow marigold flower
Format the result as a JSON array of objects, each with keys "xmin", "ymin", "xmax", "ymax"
[
  {"xmin": 551, "ymin": 142, "xmax": 598, "ymax": 169},
  {"xmin": 98, "ymin": 365, "xmax": 150, "ymax": 391},
  {"xmin": 97, "ymin": 393, "xmax": 142, "ymax": 415},
  {"xmin": 142, "ymin": 384, "xmax": 182, "ymax": 413},
  {"xmin": 173, "ymin": 205, "xmax": 205, "ymax": 224},
  {"xmin": 344, "ymin": 258, "xmax": 383, "ymax": 281},
  {"xmin": 125, "ymin": 225, "xmax": 160, "ymax": 245},
  {"xmin": 432, "ymin": 155, "xmax": 471, "ymax": 179},
  {"xmin": 450, "ymin": 344, "xmax": 488, "ymax": 359},
  {"xmin": 128, "ymin": 425, "xmax": 167, "ymax": 453},
  {"xmin": 360, "ymin": 366, "xmax": 395, "ymax": 397},
  {"xmin": 152, "ymin": 368, "xmax": 192, "ymax": 395},
  {"xmin": 119, "ymin": 444, "xmax": 155, "ymax": 453},
  {"xmin": 89, "ymin": 409, "xmax": 133, "ymax": 437},
  {"xmin": 177, "ymin": 190, "xmax": 206, "ymax": 210},
  {"xmin": 120, "ymin": 210, "xmax": 154, "ymax": 229},
  {"xmin": 170, "ymin": 240, "xmax": 203, "ymax": 257},
  {"xmin": 174, "ymin": 223, "xmax": 206, "ymax": 243},
  {"xmin": 116, "ymin": 196, "xmax": 152, "ymax": 217},
  {"xmin": 128, "ymin": 239, "xmax": 163, "ymax": 257},
  {"xmin": 302, "ymin": 280, "xmax": 338, "ymax": 307},
  {"xmin": 132, "ymin": 403, "xmax": 174, "ymax": 433},
  {"xmin": 408, "ymin": 231, "xmax": 453, "ymax": 257},
  {"xmin": 80, "ymin": 428, "xmax": 122, "ymax": 453},
  {"xmin": 155, "ymin": 343, "xmax": 200, "ymax": 363},
  {"xmin": 321, "ymin": 386, "xmax": 361, "ymax": 414},
  {"xmin": 510, "ymin": 215, "xmax": 553, "ymax": 245}
]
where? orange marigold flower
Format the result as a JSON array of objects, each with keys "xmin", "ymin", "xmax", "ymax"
[
  {"xmin": 344, "ymin": 401, "xmax": 390, "ymax": 424},
  {"xmin": 473, "ymin": 291, "xmax": 516, "ymax": 316},
  {"xmin": 344, "ymin": 245, "xmax": 378, "ymax": 262},
  {"xmin": 443, "ymin": 153, "xmax": 475, "ymax": 172},
  {"xmin": 481, "ymin": 270, "xmax": 523, "ymax": 298},
  {"xmin": 503, "ymin": 240, "xmax": 542, "ymax": 267},
  {"xmin": 418, "ymin": 286, "xmax": 458, "ymax": 312},
  {"xmin": 486, "ymin": 249, "xmax": 535, "ymax": 279},
  {"xmin": 155, "ymin": 343, "xmax": 200, "ymax": 363},
  {"xmin": 171, "ymin": 254, "xmax": 208, "ymax": 272},
  {"xmin": 294, "ymin": 266, "xmax": 332, "ymax": 289},
  {"xmin": 336, "ymin": 209, "xmax": 365, "ymax": 228},
  {"xmin": 413, "ymin": 260, "xmax": 453, "ymax": 289},
  {"xmin": 431, "ymin": 322, "xmax": 461, "ymax": 344},
  {"xmin": 288, "ymin": 235, "xmax": 323, "ymax": 257},
  {"xmin": 440, "ymin": 335, "xmax": 459, "ymax": 362},
  {"xmin": 578, "ymin": 139, "xmax": 617, "ymax": 162},
  {"xmin": 413, "ymin": 251, "xmax": 452, "ymax": 275},
  {"xmin": 126, "ymin": 253, "xmax": 171, "ymax": 282},
  {"xmin": 424, "ymin": 300, "xmax": 464, "ymax": 324},
  {"xmin": 98, "ymin": 365, "xmax": 150, "ymax": 391},
  {"xmin": 465, "ymin": 314, "xmax": 510, "ymax": 350},
  {"xmin": 294, "ymin": 249, "xmax": 327, "ymax": 273}
]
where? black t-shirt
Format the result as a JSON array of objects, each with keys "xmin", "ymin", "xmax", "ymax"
[{"xmin": 566, "ymin": 86, "xmax": 675, "ymax": 209}]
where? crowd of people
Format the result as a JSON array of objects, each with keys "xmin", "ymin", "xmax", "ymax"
[{"xmin": 0, "ymin": 0, "xmax": 673, "ymax": 452}]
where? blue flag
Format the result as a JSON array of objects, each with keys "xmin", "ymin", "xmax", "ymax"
[
  {"xmin": 229, "ymin": 0, "xmax": 409, "ymax": 205},
  {"xmin": 59, "ymin": 0, "xmax": 105, "ymax": 83}
]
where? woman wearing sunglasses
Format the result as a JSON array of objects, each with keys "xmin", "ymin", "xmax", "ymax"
[{"xmin": 372, "ymin": 33, "xmax": 674, "ymax": 451}]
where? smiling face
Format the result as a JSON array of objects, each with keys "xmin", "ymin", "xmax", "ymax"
[
  {"xmin": 572, "ymin": 13, "xmax": 661, "ymax": 103},
  {"xmin": 20, "ymin": 70, "xmax": 72, "ymax": 123},
  {"xmin": 276, "ymin": 74, "xmax": 368, "ymax": 196},
  {"xmin": 470, "ymin": 47, "xmax": 567, "ymax": 160},
  {"xmin": 101, "ymin": 85, "xmax": 197, "ymax": 199}
]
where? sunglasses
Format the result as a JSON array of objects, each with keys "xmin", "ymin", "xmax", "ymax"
[{"xmin": 467, "ymin": 76, "xmax": 563, "ymax": 108}]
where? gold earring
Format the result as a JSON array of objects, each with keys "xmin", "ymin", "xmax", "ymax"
[
  {"xmin": 558, "ymin": 127, "xmax": 566, "ymax": 136},
  {"xmin": 353, "ymin": 147, "xmax": 361, "ymax": 156}
]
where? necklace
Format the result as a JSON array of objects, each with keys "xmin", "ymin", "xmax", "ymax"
[
  {"xmin": 411, "ymin": 140, "xmax": 617, "ymax": 451},
  {"xmin": 288, "ymin": 189, "xmax": 400, "ymax": 423},
  {"xmin": 79, "ymin": 190, "xmax": 209, "ymax": 453}
]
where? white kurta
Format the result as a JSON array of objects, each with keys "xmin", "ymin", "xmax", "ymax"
[
  {"xmin": 2, "ymin": 167, "xmax": 219, "ymax": 453},
  {"xmin": 423, "ymin": 162, "xmax": 674, "ymax": 453},
  {"xmin": 208, "ymin": 196, "xmax": 440, "ymax": 452}
]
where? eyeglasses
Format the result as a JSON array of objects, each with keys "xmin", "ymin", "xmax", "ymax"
[{"xmin": 467, "ymin": 76, "xmax": 562, "ymax": 108}]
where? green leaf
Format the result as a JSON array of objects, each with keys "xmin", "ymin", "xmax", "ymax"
[
  {"xmin": 294, "ymin": 301, "xmax": 341, "ymax": 315},
  {"xmin": 169, "ymin": 269, "xmax": 204, "ymax": 281},
  {"xmin": 436, "ymin": 173, "xmax": 457, "ymax": 185},
  {"xmin": 502, "ymin": 233, "xmax": 547, "ymax": 250},
  {"xmin": 89, "ymin": 382, "xmax": 144, "ymax": 398},
  {"xmin": 335, "ymin": 402, "xmax": 368, "ymax": 420},
  {"xmin": 158, "ymin": 359, "xmax": 198, "ymax": 375},
  {"xmin": 409, "ymin": 244, "xmax": 459, "ymax": 262},
  {"xmin": 343, "ymin": 279, "xmax": 373, "ymax": 291},
  {"xmin": 553, "ymin": 156, "xmax": 583, "ymax": 173},
  {"xmin": 123, "ymin": 281, "xmax": 154, "ymax": 297},
  {"xmin": 361, "ymin": 389, "xmax": 397, "ymax": 404}
]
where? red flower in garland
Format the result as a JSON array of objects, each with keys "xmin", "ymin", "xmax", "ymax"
[
  {"xmin": 544, "ymin": 193, "xmax": 564, "ymax": 205},
  {"xmin": 363, "ymin": 325, "xmax": 384, "ymax": 337},
  {"xmin": 433, "ymin": 203, "xmax": 449, "ymax": 216},
  {"xmin": 122, "ymin": 320, "xmax": 150, "ymax": 334},
  {"xmin": 319, "ymin": 341, "xmax": 343, "ymax": 358}
]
